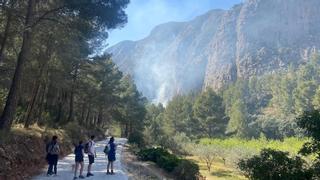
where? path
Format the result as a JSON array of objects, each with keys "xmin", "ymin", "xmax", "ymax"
[{"xmin": 33, "ymin": 138, "xmax": 128, "ymax": 180}]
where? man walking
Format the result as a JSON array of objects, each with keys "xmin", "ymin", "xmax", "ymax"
[{"xmin": 87, "ymin": 135, "xmax": 96, "ymax": 177}]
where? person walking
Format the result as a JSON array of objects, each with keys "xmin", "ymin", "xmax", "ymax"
[
  {"xmin": 46, "ymin": 136, "xmax": 60, "ymax": 176},
  {"xmin": 106, "ymin": 137, "xmax": 116, "ymax": 175},
  {"xmin": 86, "ymin": 135, "xmax": 96, "ymax": 177},
  {"xmin": 73, "ymin": 140, "xmax": 85, "ymax": 179}
]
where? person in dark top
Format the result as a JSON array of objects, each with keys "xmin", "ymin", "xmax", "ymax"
[
  {"xmin": 74, "ymin": 141, "xmax": 85, "ymax": 179},
  {"xmin": 107, "ymin": 137, "xmax": 116, "ymax": 175},
  {"xmin": 46, "ymin": 136, "xmax": 60, "ymax": 176}
]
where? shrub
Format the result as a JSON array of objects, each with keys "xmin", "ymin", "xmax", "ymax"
[
  {"xmin": 138, "ymin": 148, "xmax": 200, "ymax": 179},
  {"xmin": 173, "ymin": 159, "xmax": 200, "ymax": 180},
  {"xmin": 238, "ymin": 148, "xmax": 313, "ymax": 180},
  {"xmin": 137, "ymin": 147, "xmax": 170, "ymax": 162},
  {"xmin": 157, "ymin": 154, "xmax": 180, "ymax": 172}
]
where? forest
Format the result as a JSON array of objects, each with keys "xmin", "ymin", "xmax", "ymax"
[
  {"xmin": 141, "ymin": 54, "xmax": 320, "ymax": 179},
  {"xmin": 1, "ymin": 0, "xmax": 320, "ymax": 179},
  {"xmin": 0, "ymin": 0, "xmax": 147, "ymax": 141}
]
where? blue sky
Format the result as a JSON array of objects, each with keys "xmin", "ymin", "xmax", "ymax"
[{"xmin": 106, "ymin": 0, "xmax": 242, "ymax": 47}]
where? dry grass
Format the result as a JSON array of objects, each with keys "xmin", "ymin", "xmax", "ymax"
[{"xmin": 187, "ymin": 156, "xmax": 246, "ymax": 180}]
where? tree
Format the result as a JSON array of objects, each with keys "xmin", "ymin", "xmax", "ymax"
[
  {"xmin": 226, "ymin": 100, "xmax": 249, "ymax": 138},
  {"xmin": 238, "ymin": 149, "xmax": 312, "ymax": 180},
  {"xmin": 0, "ymin": 0, "xmax": 130, "ymax": 130},
  {"xmin": 194, "ymin": 145, "xmax": 217, "ymax": 172},
  {"xmin": 193, "ymin": 89, "xmax": 227, "ymax": 137}
]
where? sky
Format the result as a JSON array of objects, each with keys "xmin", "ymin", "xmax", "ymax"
[{"xmin": 105, "ymin": 0, "xmax": 243, "ymax": 47}]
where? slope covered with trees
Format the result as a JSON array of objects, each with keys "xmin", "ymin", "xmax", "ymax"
[
  {"xmin": 143, "ymin": 54, "xmax": 320, "ymax": 148},
  {"xmin": 0, "ymin": 0, "xmax": 148, "ymax": 140}
]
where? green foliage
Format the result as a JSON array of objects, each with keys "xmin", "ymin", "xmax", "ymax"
[
  {"xmin": 128, "ymin": 130, "xmax": 145, "ymax": 147},
  {"xmin": 173, "ymin": 159, "xmax": 200, "ymax": 180},
  {"xmin": 297, "ymin": 110, "xmax": 320, "ymax": 157},
  {"xmin": 238, "ymin": 149, "xmax": 313, "ymax": 180},
  {"xmin": 197, "ymin": 137, "xmax": 307, "ymax": 168},
  {"xmin": 193, "ymin": 89, "xmax": 227, "ymax": 138},
  {"xmin": 138, "ymin": 147, "xmax": 200, "ymax": 179},
  {"xmin": 137, "ymin": 147, "xmax": 179, "ymax": 172},
  {"xmin": 226, "ymin": 100, "xmax": 249, "ymax": 138}
]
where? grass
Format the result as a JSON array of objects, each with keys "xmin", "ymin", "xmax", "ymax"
[
  {"xmin": 187, "ymin": 137, "xmax": 310, "ymax": 179},
  {"xmin": 188, "ymin": 156, "xmax": 246, "ymax": 180},
  {"xmin": 199, "ymin": 137, "xmax": 307, "ymax": 155}
]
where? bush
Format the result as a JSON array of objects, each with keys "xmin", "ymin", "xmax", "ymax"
[
  {"xmin": 157, "ymin": 154, "xmax": 180, "ymax": 172},
  {"xmin": 138, "ymin": 147, "xmax": 171, "ymax": 162},
  {"xmin": 173, "ymin": 159, "xmax": 200, "ymax": 180},
  {"xmin": 138, "ymin": 148, "xmax": 200, "ymax": 179},
  {"xmin": 238, "ymin": 148, "xmax": 313, "ymax": 180}
]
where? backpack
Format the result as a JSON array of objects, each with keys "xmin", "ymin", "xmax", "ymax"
[
  {"xmin": 103, "ymin": 145, "xmax": 109, "ymax": 155},
  {"xmin": 47, "ymin": 142, "xmax": 59, "ymax": 155},
  {"xmin": 84, "ymin": 141, "xmax": 91, "ymax": 154}
]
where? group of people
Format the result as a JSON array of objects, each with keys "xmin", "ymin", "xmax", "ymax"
[{"xmin": 45, "ymin": 135, "xmax": 117, "ymax": 179}]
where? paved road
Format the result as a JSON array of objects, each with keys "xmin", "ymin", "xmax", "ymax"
[{"xmin": 33, "ymin": 138, "xmax": 128, "ymax": 180}]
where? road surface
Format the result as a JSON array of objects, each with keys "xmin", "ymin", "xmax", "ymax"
[{"xmin": 33, "ymin": 138, "xmax": 128, "ymax": 180}]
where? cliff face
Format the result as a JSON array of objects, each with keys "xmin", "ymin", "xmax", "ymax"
[
  {"xmin": 108, "ymin": 0, "xmax": 320, "ymax": 103},
  {"xmin": 108, "ymin": 10, "xmax": 225, "ymax": 103}
]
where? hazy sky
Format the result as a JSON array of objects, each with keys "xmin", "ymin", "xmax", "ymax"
[{"xmin": 106, "ymin": 0, "xmax": 242, "ymax": 47}]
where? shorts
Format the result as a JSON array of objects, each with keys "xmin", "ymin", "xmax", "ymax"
[
  {"xmin": 75, "ymin": 156, "xmax": 84, "ymax": 163},
  {"xmin": 88, "ymin": 155, "xmax": 95, "ymax": 164}
]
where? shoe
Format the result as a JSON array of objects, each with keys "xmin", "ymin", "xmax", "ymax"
[
  {"xmin": 106, "ymin": 171, "xmax": 110, "ymax": 175},
  {"xmin": 79, "ymin": 175, "xmax": 85, "ymax": 179},
  {"xmin": 46, "ymin": 174, "xmax": 52, "ymax": 177},
  {"xmin": 73, "ymin": 177, "xmax": 78, "ymax": 180},
  {"xmin": 87, "ymin": 173, "xmax": 93, "ymax": 177}
]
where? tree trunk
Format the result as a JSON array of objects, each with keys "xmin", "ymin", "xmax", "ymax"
[
  {"xmin": 80, "ymin": 103, "xmax": 86, "ymax": 125},
  {"xmin": 67, "ymin": 63, "xmax": 79, "ymax": 122},
  {"xmin": 23, "ymin": 81, "xmax": 41, "ymax": 128},
  {"xmin": 24, "ymin": 51, "xmax": 50, "ymax": 128},
  {"xmin": 85, "ymin": 106, "xmax": 91, "ymax": 127},
  {"xmin": 0, "ymin": 0, "xmax": 15, "ymax": 64},
  {"xmin": 124, "ymin": 123, "xmax": 129, "ymax": 138},
  {"xmin": 97, "ymin": 106, "xmax": 103, "ymax": 126},
  {"xmin": 0, "ymin": 0, "xmax": 34, "ymax": 131},
  {"xmin": 35, "ymin": 82, "xmax": 47, "ymax": 124}
]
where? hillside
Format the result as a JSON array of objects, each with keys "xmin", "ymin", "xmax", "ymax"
[{"xmin": 107, "ymin": 0, "xmax": 320, "ymax": 103}]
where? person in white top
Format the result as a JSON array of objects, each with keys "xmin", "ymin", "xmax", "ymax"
[{"xmin": 87, "ymin": 135, "xmax": 96, "ymax": 177}]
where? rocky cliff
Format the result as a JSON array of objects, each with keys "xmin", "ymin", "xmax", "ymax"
[{"xmin": 107, "ymin": 0, "xmax": 320, "ymax": 103}]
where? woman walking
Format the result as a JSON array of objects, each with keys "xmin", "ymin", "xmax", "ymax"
[
  {"xmin": 73, "ymin": 140, "xmax": 85, "ymax": 179},
  {"xmin": 46, "ymin": 136, "xmax": 60, "ymax": 176},
  {"xmin": 106, "ymin": 137, "xmax": 116, "ymax": 175}
]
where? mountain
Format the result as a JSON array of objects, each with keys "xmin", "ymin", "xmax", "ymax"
[{"xmin": 107, "ymin": 0, "xmax": 320, "ymax": 103}]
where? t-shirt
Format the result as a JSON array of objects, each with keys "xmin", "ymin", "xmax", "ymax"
[
  {"xmin": 88, "ymin": 140, "xmax": 95, "ymax": 156},
  {"xmin": 74, "ymin": 145, "xmax": 84, "ymax": 157}
]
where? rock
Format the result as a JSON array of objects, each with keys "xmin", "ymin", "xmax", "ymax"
[{"xmin": 107, "ymin": 0, "xmax": 320, "ymax": 103}]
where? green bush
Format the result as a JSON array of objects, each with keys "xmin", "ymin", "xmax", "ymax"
[
  {"xmin": 156, "ymin": 154, "xmax": 180, "ymax": 172},
  {"xmin": 173, "ymin": 159, "xmax": 200, "ymax": 180},
  {"xmin": 238, "ymin": 148, "xmax": 313, "ymax": 180},
  {"xmin": 138, "ymin": 147, "xmax": 171, "ymax": 162},
  {"xmin": 138, "ymin": 148, "xmax": 200, "ymax": 179}
]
